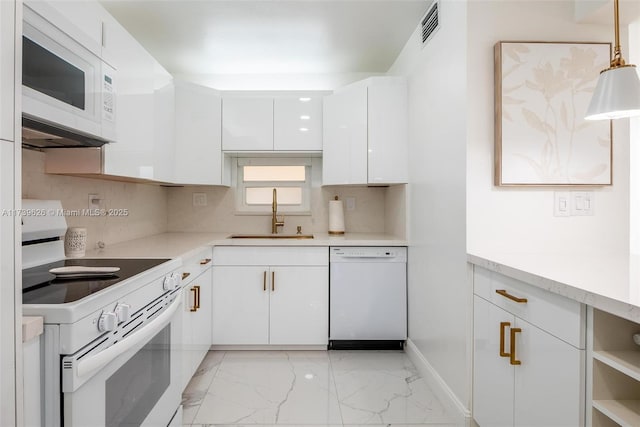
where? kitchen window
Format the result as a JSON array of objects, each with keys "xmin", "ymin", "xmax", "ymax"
[{"xmin": 235, "ymin": 158, "xmax": 312, "ymax": 214}]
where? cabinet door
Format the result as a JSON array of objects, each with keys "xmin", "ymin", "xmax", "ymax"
[
  {"xmin": 181, "ymin": 284, "xmax": 195, "ymax": 390},
  {"xmin": 274, "ymin": 96, "xmax": 322, "ymax": 151},
  {"xmin": 322, "ymin": 86, "xmax": 367, "ymax": 185},
  {"xmin": 514, "ymin": 318, "xmax": 584, "ymax": 427},
  {"xmin": 182, "ymin": 269, "xmax": 213, "ymax": 390},
  {"xmin": 0, "ymin": 0, "xmax": 15, "ymax": 142},
  {"xmin": 102, "ymin": 17, "xmax": 157, "ymax": 179},
  {"xmin": 211, "ymin": 266, "xmax": 269, "ymax": 345},
  {"xmin": 174, "ymin": 82, "xmax": 222, "ymax": 185},
  {"xmin": 152, "ymin": 82, "xmax": 175, "ymax": 182},
  {"xmin": 269, "ymin": 266, "xmax": 328, "ymax": 345},
  {"xmin": 368, "ymin": 79, "xmax": 408, "ymax": 184},
  {"xmin": 473, "ymin": 296, "xmax": 515, "ymax": 427},
  {"xmin": 222, "ymin": 97, "xmax": 273, "ymax": 151}
]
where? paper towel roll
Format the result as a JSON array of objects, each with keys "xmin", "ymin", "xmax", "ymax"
[{"xmin": 329, "ymin": 198, "xmax": 345, "ymax": 235}]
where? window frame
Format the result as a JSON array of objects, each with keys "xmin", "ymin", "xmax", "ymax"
[{"xmin": 234, "ymin": 157, "xmax": 312, "ymax": 215}]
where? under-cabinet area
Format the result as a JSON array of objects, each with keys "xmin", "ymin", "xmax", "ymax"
[{"xmin": 589, "ymin": 308, "xmax": 640, "ymax": 427}]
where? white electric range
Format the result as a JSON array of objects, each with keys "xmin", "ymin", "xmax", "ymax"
[{"xmin": 21, "ymin": 199, "xmax": 184, "ymax": 427}]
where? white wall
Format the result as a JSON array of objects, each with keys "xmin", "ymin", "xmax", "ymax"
[
  {"xmin": 467, "ymin": 0, "xmax": 629, "ymax": 257},
  {"xmin": 389, "ymin": 0, "xmax": 632, "ymax": 416},
  {"xmin": 388, "ymin": 0, "xmax": 471, "ymax": 411}
]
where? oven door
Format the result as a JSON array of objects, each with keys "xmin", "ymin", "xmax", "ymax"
[{"xmin": 62, "ymin": 293, "xmax": 182, "ymax": 427}]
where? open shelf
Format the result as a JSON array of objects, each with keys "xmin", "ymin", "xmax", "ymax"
[
  {"xmin": 593, "ymin": 400, "xmax": 640, "ymax": 427},
  {"xmin": 593, "ymin": 350, "xmax": 640, "ymax": 382}
]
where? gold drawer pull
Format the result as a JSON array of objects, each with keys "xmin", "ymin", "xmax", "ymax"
[
  {"xmin": 263, "ymin": 271, "xmax": 267, "ymax": 291},
  {"xmin": 496, "ymin": 289, "xmax": 528, "ymax": 304},
  {"xmin": 194, "ymin": 285, "xmax": 201, "ymax": 309},
  {"xmin": 182, "ymin": 272, "xmax": 191, "ymax": 281},
  {"xmin": 200, "ymin": 258, "xmax": 212, "ymax": 265},
  {"xmin": 499, "ymin": 322, "xmax": 511, "ymax": 357},
  {"xmin": 190, "ymin": 287, "xmax": 198, "ymax": 312},
  {"xmin": 510, "ymin": 328, "xmax": 522, "ymax": 365},
  {"xmin": 271, "ymin": 271, "xmax": 275, "ymax": 292}
]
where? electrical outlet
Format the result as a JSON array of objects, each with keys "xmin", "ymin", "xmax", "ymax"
[
  {"xmin": 345, "ymin": 197, "xmax": 356, "ymax": 211},
  {"xmin": 88, "ymin": 194, "xmax": 100, "ymax": 209},
  {"xmin": 193, "ymin": 192, "xmax": 207, "ymax": 207}
]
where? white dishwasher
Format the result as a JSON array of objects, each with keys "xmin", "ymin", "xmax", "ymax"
[{"xmin": 329, "ymin": 246, "xmax": 407, "ymax": 349}]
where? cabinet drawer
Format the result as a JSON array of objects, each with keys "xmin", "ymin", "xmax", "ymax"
[
  {"xmin": 213, "ymin": 246, "xmax": 328, "ymax": 266},
  {"xmin": 180, "ymin": 247, "xmax": 213, "ymax": 285},
  {"xmin": 474, "ymin": 267, "xmax": 585, "ymax": 349}
]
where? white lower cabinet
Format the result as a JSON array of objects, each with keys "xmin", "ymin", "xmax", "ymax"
[
  {"xmin": 473, "ymin": 267, "xmax": 585, "ymax": 427},
  {"xmin": 180, "ymin": 250, "xmax": 213, "ymax": 391},
  {"xmin": 211, "ymin": 247, "xmax": 328, "ymax": 346}
]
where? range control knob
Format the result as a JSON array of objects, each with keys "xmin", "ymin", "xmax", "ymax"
[
  {"xmin": 163, "ymin": 274, "xmax": 178, "ymax": 291},
  {"xmin": 114, "ymin": 303, "xmax": 131, "ymax": 323},
  {"xmin": 98, "ymin": 312, "xmax": 117, "ymax": 332}
]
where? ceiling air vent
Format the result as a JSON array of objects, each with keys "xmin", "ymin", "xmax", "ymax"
[{"xmin": 421, "ymin": 0, "xmax": 440, "ymax": 46}]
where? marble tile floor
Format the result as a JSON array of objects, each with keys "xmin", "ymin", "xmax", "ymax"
[{"xmin": 181, "ymin": 350, "xmax": 460, "ymax": 427}]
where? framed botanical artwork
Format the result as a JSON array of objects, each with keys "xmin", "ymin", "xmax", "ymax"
[{"xmin": 494, "ymin": 41, "xmax": 612, "ymax": 186}]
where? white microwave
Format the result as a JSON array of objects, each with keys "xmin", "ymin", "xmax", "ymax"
[{"xmin": 22, "ymin": 4, "xmax": 116, "ymax": 146}]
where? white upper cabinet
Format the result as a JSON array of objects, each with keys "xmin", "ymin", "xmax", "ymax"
[
  {"xmin": 222, "ymin": 94, "xmax": 324, "ymax": 152},
  {"xmin": 222, "ymin": 97, "xmax": 273, "ymax": 151},
  {"xmin": 174, "ymin": 81, "xmax": 222, "ymax": 185},
  {"xmin": 273, "ymin": 96, "xmax": 323, "ymax": 151},
  {"xmin": 99, "ymin": 13, "xmax": 175, "ymax": 182},
  {"xmin": 0, "ymin": 0, "xmax": 15, "ymax": 142},
  {"xmin": 323, "ymin": 76, "xmax": 408, "ymax": 185},
  {"xmin": 322, "ymin": 83, "xmax": 368, "ymax": 185}
]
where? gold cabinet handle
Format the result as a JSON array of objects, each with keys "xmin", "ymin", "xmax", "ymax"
[
  {"xmin": 263, "ymin": 271, "xmax": 267, "ymax": 291},
  {"xmin": 182, "ymin": 272, "xmax": 191, "ymax": 281},
  {"xmin": 496, "ymin": 289, "xmax": 528, "ymax": 304},
  {"xmin": 271, "ymin": 271, "xmax": 275, "ymax": 291},
  {"xmin": 190, "ymin": 287, "xmax": 198, "ymax": 312},
  {"xmin": 200, "ymin": 258, "xmax": 212, "ymax": 265},
  {"xmin": 194, "ymin": 285, "xmax": 201, "ymax": 309},
  {"xmin": 499, "ymin": 322, "xmax": 511, "ymax": 357},
  {"xmin": 510, "ymin": 327, "xmax": 522, "ymax": 365}
]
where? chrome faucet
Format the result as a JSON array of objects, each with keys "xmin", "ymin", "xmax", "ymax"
[{"xmin": 271, "ymin": 188, "xmax": 284, "ymax": 234}]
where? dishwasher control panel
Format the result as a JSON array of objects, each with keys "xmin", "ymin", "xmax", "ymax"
[{"xmin": 330, "ymin": 247, "xmax": 407, "ymax": 261}]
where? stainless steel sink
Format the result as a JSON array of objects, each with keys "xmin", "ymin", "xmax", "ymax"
[{"xmin": 229, "ymin": 234, "xmax": 314, "ymax": 239}]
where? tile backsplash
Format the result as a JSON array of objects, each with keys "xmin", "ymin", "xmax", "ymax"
[
  {"xmin": 166, "ymin": 185, "xmax": 391, "ymax": 235},
  {"xmin": 22, "ymin": 149, "xmax": 168, "ymax": 250},
  {"xmin": 23, "ymin": 149, "xmax": 406, "ymax": 248}
]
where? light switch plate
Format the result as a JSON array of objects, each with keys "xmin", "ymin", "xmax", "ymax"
[
  {"xmin": 345, "ymin": 197, "xmax": 356, "ymax": 211},
  {"xmin": 554, "ymin": 192, "xmax": 570, "ymax": 217},
  {"xmin": 570, "ymin": 191, "xmax": 594, "ymax": 216}
]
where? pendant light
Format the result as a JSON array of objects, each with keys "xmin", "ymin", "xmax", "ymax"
[{"xmin": 585, "ymin": 0, "xmax": 640, "ymax": 120}]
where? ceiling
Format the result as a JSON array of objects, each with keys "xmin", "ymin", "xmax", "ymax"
[{"xmin": 100, "ymin": 0, "xmax": 430, "ymax": 79}]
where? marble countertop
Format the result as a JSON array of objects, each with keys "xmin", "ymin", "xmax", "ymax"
[
  {"xmin": 468, "ymin": 251, "xmax": 640, "ymax": 323},
  {"xmin": 83, "ymin": 232, "xmax": 407, "ymax": 260}
]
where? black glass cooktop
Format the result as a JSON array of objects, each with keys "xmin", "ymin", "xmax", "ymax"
[{"xmin": 22, "ymin": 258, "xmax": 170, "ymax": 304}]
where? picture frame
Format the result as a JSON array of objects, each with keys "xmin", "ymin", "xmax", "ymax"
[{"xmin": 494, "ymin": 41, "xmax": 612, "ymax": 186}]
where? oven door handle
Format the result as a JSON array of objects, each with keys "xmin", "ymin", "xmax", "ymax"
[{"xmin": 76, "ymin": 293, "xmax": 181, "ymax": 378}]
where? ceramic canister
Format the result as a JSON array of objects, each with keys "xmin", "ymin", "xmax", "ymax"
[{"xmin": 64, "ymin": 227, "xmax": 87, "ymax": 258}]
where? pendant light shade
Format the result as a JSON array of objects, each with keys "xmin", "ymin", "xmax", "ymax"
[
  {"xmin": 585, "ymin": 65, "xmax": 640, "ymax": 120},
  {"xmin": 585, "ymin": 0, "xmax": 640, "ymax": 120}
]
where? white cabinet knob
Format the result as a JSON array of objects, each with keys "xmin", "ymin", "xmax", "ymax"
[
  {"xmin": 115, "ymin": 303, "xmax": 131, "ymax": 323},
  {"xmin": 163, "ymin": 274, "xmax": 178, "ymax": 291},
  {"xmin": 98, "ymin": 312, "xmax": 117, "ymax": 332}
]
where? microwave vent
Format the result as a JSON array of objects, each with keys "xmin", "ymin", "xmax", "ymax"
[{"xmin": 421, "ymin": 0, "xmax": 440, "ymax": 46}]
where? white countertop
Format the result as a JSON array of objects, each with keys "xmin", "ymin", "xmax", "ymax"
[
  {"xmin": 468, "ymin": 251, "xmax": 640, "ymax": 323},
  {"xmin": 22, "ymin": 316, "xmax": 43, "ymax": 343},
  {"xmin": 84, "ymin": 232, "xmax": 407, "ymax": 260}
]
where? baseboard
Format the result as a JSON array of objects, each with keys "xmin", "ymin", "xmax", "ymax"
[
  {"xmin": 404, "ymin": 339, "xmax": 473, "ymax": 426},
  {"xmin": 210, "ymin": 345, "xmax": 327, "ymax": 351}
]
